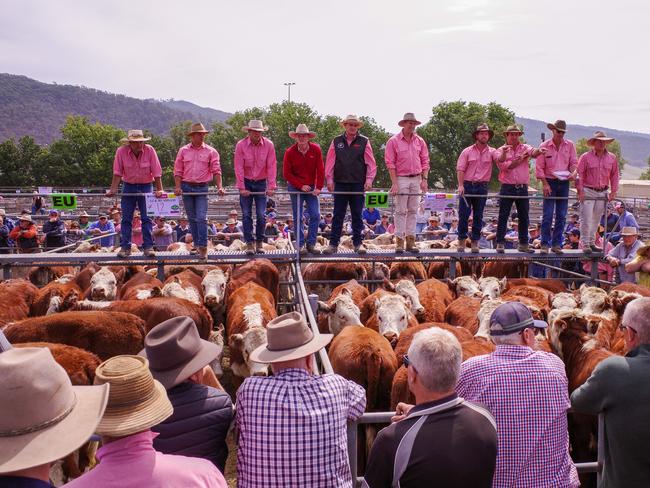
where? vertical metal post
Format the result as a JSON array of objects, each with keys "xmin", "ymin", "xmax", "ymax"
[
  {"xmin": 308, "ymin": 293, "xmax": 319, "ymax": 319},
  {"xmin": 449, "ymin": 258, "xmax": 457, "ymax": 279},
  {"xmin": 157, "ymin": 261, "xmax": 165, "ymax": 282},
  {"xmin": 347, "ymin": 421, "xmax": 358, "ymax": 485},
  {"xmin": 2, "ymin": 264, "xmax": 11, "ymax": 280},
  {"xmin": 597, "ymin": 412, "xmax": 604, "ymax": 485},
  {"xmin": 296, "ymin": 193, "xmax": 302, "ymax": 251}
]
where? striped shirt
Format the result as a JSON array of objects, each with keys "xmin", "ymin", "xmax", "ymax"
[
  {"xmin": 236, "ymin": 368, "xmax": 366, "ymax": 488},
  {"xmin": 457, "ymin": 345, "xmax": 579, "ymax": 487}
]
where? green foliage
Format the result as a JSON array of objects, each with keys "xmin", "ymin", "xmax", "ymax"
[
  {"xmin": 575, "ymin": 138, "xmax": 627, "ymax": 173},
  {"xmin": 640, "ymin": 156, "xmax": 650, "ymax": 180},
  {"xmin": 0, "ymin": 136, "xmax": 44, "ymax": 187}
]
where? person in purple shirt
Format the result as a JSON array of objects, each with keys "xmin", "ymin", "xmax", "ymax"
[{"xmin": 87, "ymin": 214, "xmax": 116, "ymax": 248}]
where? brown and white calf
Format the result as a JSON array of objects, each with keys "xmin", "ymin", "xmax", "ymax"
[{"xmin": 365, "ymin": 294, "xmax": 418, "ymax": 346}]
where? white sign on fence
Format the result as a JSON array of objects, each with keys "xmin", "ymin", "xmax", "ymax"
[
  {"xmin": 38, "ymin": 187, "xmax": 53, "ymax": 195},
  {"xmin": 145, "ymin": 193, "xmax": 182, "ymax": 217},
  {"xmin": 423, "ymin": 193, "xmax": 458, "ymax": 213}
]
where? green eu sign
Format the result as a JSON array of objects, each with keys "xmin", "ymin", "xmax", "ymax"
[
  {"xmin": 365, "ymin": 192, "xmax": 389, "ymax": 208},
  {"xmin": 51, "ymin": 194, "xmax": 77, "ymax": 210}
]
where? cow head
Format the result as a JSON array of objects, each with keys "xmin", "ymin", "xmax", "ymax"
[
  {"xmin": 202, "ymin": 268, "xmax": 230, "ymax": 308},
  {"xmin": 552, "ymin": 292, "xmax": 579, "ymax": 311},
  {"xmin": 394, "ymin": 280, "xmax": 425, "ymax": 320},
  {"xmin": 475, "ymin": 298, "xmax": 505, "ymax": 340},
  {"xmin": 478, "ymin": 276, "xmax": 507, "ymax": 300},
  {"xmin": 609, "ymin": 290, "xmax": 642, "ymax": 317},
  {"xmin": 318, "ymin": 289, "xmax": 362, "ymax": 335},
  {"xmin": 161, "ymin": 279, "xmax": 201, "ymax": 304},
  {"xmin": 229, "ymin": 326, "xmax": 269, "ymax": 377},
  {"xmin": 89, "ymin": 267, "xmax": 118, "ymax": 301},
  {"xmin": 547, "ymin": 308, "xmax": 589, "ymax": 359},
  {"xmin": 366, "ymin": 262, "xmax": 390, "ymax": 281},
  {"xmin": 579, "ymin": 285, "xmax": 610, "ymax": 315},
  {"xmin": 451, "ymin": 276, "xmax": 482, "ymax": 298},
  {"xmin": 375, "ymin": 294, "xmax": 411, "ymax": 346}
]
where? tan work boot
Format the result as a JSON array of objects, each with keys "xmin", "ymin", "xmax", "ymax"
[
  {"xmin": 471, "ymin": 240, "xmax": 479, "ymax": 253},
  {"xmin": 255, "ymin": 241, "xmax": 265, "ymax": 254},
  {"xmin": 395, "ymin": 236, "xmax": 405, "ymax": 254},
  {"xmin": 457, "ymin": 238, "xmax": 467, "ymax": 252},
  {"xmin": 245, "ymin": 242, "xmax": 255, "ymax": 255},
  {"xmin": 405, "ymin": 235, "xmax": 419, "ymax": 253},
  {"xmin": 198, "ymin": 246, "xmax": 208, "ymax": 260}
]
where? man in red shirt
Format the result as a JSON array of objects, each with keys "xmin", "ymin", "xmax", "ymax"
[{"xmin": 283, "ymin": 124, "xmax": 324, "ymax": 255}]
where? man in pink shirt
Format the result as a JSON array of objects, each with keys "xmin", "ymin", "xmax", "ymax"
[
  {"xmin": 456, "ymin": 123, "xmax": 499, "ymax": 253},
  {"xmin": 323, "ymin": 114, "xmax": 377, "ymax": 254},
  {"xmin": 536, "ymin": 120, "xmax": 578, "ymax": 254},
  {"xmin": 576, "ymin": 131, "xmax": 620, "ymax": 254},
  {"xmin": 173, "ymin": 123, "xmax": 224, "ymax": 259},
  {"xmin": 495, "ymin": 125, "xmax": 544, "ymax": 253},
  {"xmin": 234, "ymin": 120, "xmax": 277, "ymax": 255},
  {"xmin": 108, "ymin": 129, "xmax": 163, "ymax": 258},
  {"xmin": 385, "ymin": 113, "xmax": 429, "ymax": 253}
]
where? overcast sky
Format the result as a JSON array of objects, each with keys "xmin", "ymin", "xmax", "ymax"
[{"xmin": 1, "ymin": 0, "xmax": 647, "ymax": 133}]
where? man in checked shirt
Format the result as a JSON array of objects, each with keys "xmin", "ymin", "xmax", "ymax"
[
  {"xmin": 236, "ymin": 312, "xmax": 366, "ymax": 488},
  {"xmin": 457, "ymin": 302, "xmax": 579, "ymax": 487}
]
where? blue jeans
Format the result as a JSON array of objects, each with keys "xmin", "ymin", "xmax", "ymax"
[
  {"xmin": 121, "ymin": 183, "xmax": 153, "ymax": 249},
  {"xmin": 288, "ymin": 184, "xmax": 320, "ymax": 247},
  {"xmin": 181, "ymin": 182, "xmax": 209, "ymax": 247},
  {"xmin": 240, "ymin": 179, "xmax": 267, "ymax": 243},
  {"xmin": 330, "ymin": 182, "xmax": 365, "ymax": 247},
  {"xmin": 541, "ymin": 179, "xmax": 569, "ymax": 247},
  {"xmin": 458, "ymin": 181, "xmax": 488, "ymax": 241},
  {"xmin": 496, "ymin": 184, "xmax": 529, "ymax": 244}
]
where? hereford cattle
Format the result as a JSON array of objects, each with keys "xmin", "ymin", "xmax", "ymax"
[
  {"xmin": 74, "ymin": 297, "xmax": 213, "ymax": 339},
  {"xmin": 227, "ymin": 259, "xmax": 280, "ymax": 305},
  {"xmin": 329, "ymin": 326, "xmax": 398, "ymax": 411},
  {"xmin": 226, "ymin": 282, "xmax": 277, "ymax": 378},
  {"xmin": 118, "ymin": 271, "xmax": 163, "ymax": 301},
  {"xmin": 318, "ymin": 280, "xmax": 368, "ymax": 334},
  {"xmin": 31, "ymin": 276, "xmax": 83, "ymax": 316},
  {"xmin": 427, "ymin": 260, "xmax": 462, "ymax": 280},
  {"xmin": 611, "ymin": 282, "xmax": 650, "ymax": 297},
  {"xmin": 302, "ymin": 262, "xmax": 367, "ymax": 301},
  {"xmin": 507, "ymin": 277, "xmax": 566, "ymax": 294},
  {"xmin": 202, "ymin": 267, "xmax": 231, "ymax": 325},
  {"xmin": 478, "ymin": 276, "xmax": 507, "ymax": 299},
  {"xmin": 459, "ymin": 338, "xmax": 496, "ymax": 361},
  {"xmin": 389, "ymin": 261, "xmax": 427, "ymax": 282},
  {"xmin": 4, "ymin": 311, "xmax": 146, "ymax": 361},
  {"xmin": 167, "ymin": 242, "xmax": 193, "ymax": 254},
  {"xmin": 365, "ymin": 293, "xmax": 418, "ymax": 346},
  {"xmin": 360, "ymin": 282, "xmax": 424, "ymax": 324},
  {"xmin": 0, "ymin": 279, "xmax": 39, "ymax": 326},
  {"xmin": 608, "ymin": 289, "xmax": 643, "ymax": 319},
  {"xmin": 500, "ymin": 285, "xmax": 552, "ymax": 319},
  {"xmin": 363, "ymin": 262, "xmax": 390, "ymax": 282},
  {"xmin": 444, "ymin": 296, "xmax": 481, "ymax": 334},
  {"xmin": 14, "ymin": 342, "xmax": 101, "ymax": 385},
  {"xmin": 393, "ymin": 322, "xmax": 473, "ymax": 364},
  {"xmin": 552, "ymin": 292, "xmax": 579, "ymax": 310},
  {"xmin": 481, "ymin": 261, "xmax": 528, "ymax": 278},
  {"xmin": 578, "ymin": 285, "xmax": 615, "ymax": 319},
  {"xmin": 27, "ymin": 266, "xmax": 77, "ymax": 288},
  {"xmin": 474, "ymin": 299, "xmax": 506, "ymax": 340},
  {"xmin": 85, "ymin": 266, "xmax": 125, "ymax": 301},
  {"xmin": 162, "ymin": 269, "xmax": 204, "ymax": 304},
  {"xmin": 448, "ymin": 276, "xmax": 482, "ymax": 298},
  {"xmin": 413, "ymin": 280, "xmax": 451, "ymax": 323}
]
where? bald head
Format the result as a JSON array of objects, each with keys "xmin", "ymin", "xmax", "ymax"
[{"xmin": 622, "ymin": 297, "xmax": 650, "ymax": 344}]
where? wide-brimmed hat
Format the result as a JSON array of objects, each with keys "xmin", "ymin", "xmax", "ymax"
[
  {"xmin": 398, "ymin": 113, "xmax": 421, "ymax": 127},
  {"xmin": 587, "ymin": 130, "xmax": 614, "ymax": 146},
  {"xmin": 78, "ymin": 211, "xmax": 89, "ymax": 218},
  {"xmin": 503, "ymin": 124, "xmax": 524, "ymax": 136},
  {"xmin": 226, "ymin": 218, "xmax": 237, "ymax": 225},
  {"xmin": 289, "ymin": 123, "xmax": 316, "ymax": 139},
  {"xmin": 0, "ymin": 348, "xmax": 109, "ymax": 473},
  {"xmin": 547, "ymin": 120, "xmax": 567, "ymax": 133},
  {"xmin": 490, "ymin": 302, "xmax": 547, "ymax": 336},
  {"xmin": 242, "ymin": 120, "xmax": 268, "ymax": 133},
  {"xmin": 340, "ymin": 114, "xmax": 364, "ymax": 128},
  {"xmin": 139, "ymin": 316, "xmax": 222, "ymax": 389},
  {"xmin": 637, "ymin": 240, "xmax": 650, "ymax": 257},
  {"xmin": 187, "ymin": 122, "xmax": 210, "ymax": 136},
  {"xmin": 18, "ymin": 215, "xmax": 33, "ymax": 223},
  {"xmin": 621, "ymin": 226, "xmax": 638, "ymax": 236},
  {"xmin": 126, "ymin": 129, "xmax": 151, "ymax": 142},
  {"xmin": 93, "ymin": 355, "xmax": 173, "ymax": 437},
  {"xmin": 472, "ymin": 123, "xmax": 494, "ymax": 140},
  {"xmin": 250, "ymin": 312, "xmax": 332, "ymax": 364}
]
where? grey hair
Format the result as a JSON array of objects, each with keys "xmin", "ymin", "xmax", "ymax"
[
  {"xmin": 622, "ymin": 297, "xmax": 650, "ymax": 343},
  {"xmin": 491, "ymin": 331, "xmax": 526, "ymax": 346},
  {"xmin": 408, "ymin": 328, "xmax": 461, "ymax": 393}
]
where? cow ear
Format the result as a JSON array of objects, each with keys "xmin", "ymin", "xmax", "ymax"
[
  {"xmin": 229, "ymin": 333, "xmax": 244, "ymax": 350},
  {"xmin": 556, "ymin": 319, "xmax": 568, "ymax": 330},
  {"xmin": 113, "ymin": 267, "xmax": 126, "ymax": 282},
  {"xmin": 500, "ymin": 277, "xmax": 508, "ymax": 291},
  {"xmin": 403, "ymin": 295, "xmax": 413, "ymax": 308},
  {"xmin": 383, "ymin": 278, "xmax": 395, "ymax": 292},
  {"xmin": 472, "ymin": 273, "xmax": 478, "ymax": 282},
  {"xmin": 375, "ymin": 298, "xmax": 382, "ymax": 309},
  {"xmin": 151, "ymin": 286, "xmax": 162, "ymax": 298},
  {"xmin": 579, "ymin": 283, "xmax": 587, "ymax": 293},
  {"xmin": 224, "ymin": 268, "xmax": 231, "ymax": 281},
  {"xmin": 317, "ymin": 301, "xmax": 332, "ymax": 314},
  {"xmin": 341, "ymin": 287, "xmax": 353, "ymax": 297}
]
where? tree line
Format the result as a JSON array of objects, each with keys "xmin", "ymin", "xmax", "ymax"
[{"xmin": 0, "ymin": 100, "xmax": 628, "ymax": 190}]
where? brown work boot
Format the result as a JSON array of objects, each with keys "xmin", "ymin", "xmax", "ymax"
[
  {"xmin": 540, "ymin": 244, "xmax": 549, "ymax": 254},
  {"xmin": 405, "ymin": 236, "xmax": 419, "ymax": 253},
  {"xmin": 457, "ymin": 238, "xmax": 467, "ymax": 252},
  {"xmin": 496, "ymin": 243, "xmax": 505, "ymax": 254},
  {"xmin": 143, "ymin": 247, "xmax": 156, "ymax": 257},
  {"xmin": 245, "ymin": 242, "xmax": 255, "ymax": 255},
  {"xmin": 551, "ymin": 245, "xmax": 564, "ymax": 254},
  {"xmin": 198, "ymin": 246, "xmax": 208, "ymax": 260},
  {"xmin": 354, "ymin": 243, "xmax": 367, "ymax": 254},
  {"xmin": 322, "ymin": 244, "xmax": 338, "ymax": 255},
  {"xmin": 471, "ymin": 240, "xmax": 479, "ymax": 253},
  {"xmin": 255, "ymin": 241, "xmax": 265, "ymax": 254},
  {"xmin": 518, "ymin": 243, "xmax": 534, "ymax": 253},
  {"xmin": 117, "ymin": 248, "xmax": 131, "ymax": 258},
  {"xmin": 395, "ymin": 236, "xmax": 405, "ymax": 254}
]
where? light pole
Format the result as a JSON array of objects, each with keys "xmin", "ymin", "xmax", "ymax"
[{"xmin": 284, "ymin": 82, "xmax": 295, "ymax": 102}]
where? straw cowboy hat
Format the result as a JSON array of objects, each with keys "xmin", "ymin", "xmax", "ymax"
[
  {"xmin": 18, "ymin": 215, "xmax": 33, "ymax": 223},
  {"xmin": 473, "ymin": 123, "xmax": 494, "ymax": 140},
  {"xmin": 620, "ymin": 226, "xmax": 638, "ymax": 236},
  {"xmin": 637, "ymin": 240, "xmax": 650, "ymax": 257},
  {"xmin": 398, "ymin": 113, "xmax": 421, "ymax": 127},
  {"xmin": 250, "ymin": 312, "xmax": 332, "ymax": 364},
  {"xmin": 0, "ymin": 348, "xmax": 109, "ymax": 474},
  {"xmin": 340, "ymin": 114, "xmax": 364, "ymax": 128},
  {"xmin": 226, "ymin": 218, "xmax": 237, "ymax": 225},
  {"xmin": 126, "ymin": 129, "xmax": 151, "ymax": 142},
  {"xmin": 93, "ymin": 355, "xmax": 173, "ymax": 437},
  {"xmin": 587, "ymin": 130, "xmax": 615, "ymax": 146},
  {"xmin": 187, "ymin": 122, "xmax": 210, "ymax": 136},
  {"xmin": 78, "ymin": 211, "xmax": 89, "ymax": 218},
  {"xmin": 289, "ymin": 123, "xmax": 316, "ymax": 139},
  {"xmin": 242, "ymin": 120, "xmax": 268, "ymax": 133},
  {"xmin": 547, "ymin": 120, "xmax": 567, "ymax": 133},
  {"xmin": 140, "ymin": 316, "xmax": 222, "ymax": 389},
  {"xmin": 503, "ymin": 124, "xmax": 524, "ymax": 135}
]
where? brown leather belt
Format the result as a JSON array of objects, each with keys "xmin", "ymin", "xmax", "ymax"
[{"xmin": 586, "ymin": 186, "xmax": 608, "ymax": 192}]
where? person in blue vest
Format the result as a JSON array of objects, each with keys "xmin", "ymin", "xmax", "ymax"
[
  {"xmin": 323, "ymin": 114, "xmax": 377, "ymax": 254},
  {"xmin": 87, "ymin": 213, "xmax": 116, "ymax": 248},
  {"xmin": 42, "ymin": 209, "xmax": 66, "ymax": 251}
]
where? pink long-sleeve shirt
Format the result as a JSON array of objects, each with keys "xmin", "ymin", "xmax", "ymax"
[
  {"xmin": 113, "ymin": 144, "xmax": 162, "ymax": 184},
  {"xmin": 576, "ymin": 149, "xmax": 619, "ymax": 194},
  {"xmin": 384, "ymin": 131, "xmax": 429, "ymax": 175},
  {"xmin": 456, "ymin": 144, "xmax": 498, "ymax": 183},
  {"xmin": 63, "ymin": 430, "xmax": 227, "ymax": 488},
  {"xmin": 496, "ymin": 143, "xmax": 534, "ymax": 185},
  {"xmin": 325, "ymin": 135, "xmax": 377, "ymax": 186},
  {"xmin": 535, "ymin": 138, "xmax": 578, "ymax": 180},
  {"xmin": 234, "ymin": 136, "xmax": 277, "ymax": 190},
  {"xmin": 173, "ymin": 143, "xmax": 221, "ymax": 184}
]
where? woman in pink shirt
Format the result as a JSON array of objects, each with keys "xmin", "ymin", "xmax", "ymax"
[{"xmin": 131, "ymin": 212, "xmax": 143, "ymax": 248}]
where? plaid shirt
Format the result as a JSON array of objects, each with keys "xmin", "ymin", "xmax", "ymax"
[
  {"xmin": 236, "ymin": 368, "xmax": 366, "ymax": 488},
  {"xmin": 457, "ymin": 346, "xmax": 579, "ymax": 488}
]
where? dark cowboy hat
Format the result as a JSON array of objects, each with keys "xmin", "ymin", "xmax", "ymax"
[
  {"xmin": 547, "ymin": 120, "xmax": 567, "ymax": 133},
  {"xmin": 473, "ymin": 123, "xmax": 494, "ymax": 140}
]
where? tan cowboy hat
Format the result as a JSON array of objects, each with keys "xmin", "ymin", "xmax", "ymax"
[
  {"xmin": 340, "ymin": 114, "xmax": 364, "ymax": 128},
  {"xmin": 621, "ymin": 226, "xmax": 638, "ymax": 237},
  {"xmin": 126, "ymin": 129, "xmax": 151, "ymax": 142},
  {"xmin": 187, "ymin": 122, "xmax": 210, "ymax": 136},
  {"xmin": 503, "ymin": 124, "xmax": 524, "ymax": 136},
  {"xmin": 242, "ymin": 119, "xmax": 268, "ymax": 133},
  {"xmin": 78, "ymin": 211, "xmax": 89, "ymax": 218},
  {"xmin": 0, "ymin": 348, "xmax": 109, "ymax": 474},
  {"xmin": 587, "ymin": 130, "xmax": 615, "ymax": 146},
  {"xmin": 473, "ymin": 123, "xmax": 494, "ymax": 140},
  {"xmin": 94, "ymin": 355, "xmax": 173, "ymax": 437},
  {"xmin": 250, "ymin": 312, "xmax": 332, "ymax": 364},
  {"xmin": 139, "ymin": 316, "xmax": 222, "ymax": 389},
  {"xmin": 289, "ymin": 123, "xmax": 316, "ymax": 139},
  {"xmin": 547, "ymin": 120, "xmax": 567, "ymax": 133},
  {"xmin": 18, "ymin": 215, "xmax": 33, "ymax": 223},
  {"xmin": 398, "ymin": 113, "xmax": 421, "ymax": 127},
  {"xmin": 226, "ymin": 218, "xmax": 237, "ymax": 225},
  {"xmin": 637, "ymin": 240, "xmax": 650, "ymax": 256}
]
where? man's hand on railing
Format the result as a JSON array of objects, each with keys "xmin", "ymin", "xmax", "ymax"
[
  {"xmin": 106, "ymin": 188, "xmax": 117, "ymax": 197},
  {"xmin": 391, "ymin": 402, "xmax": 414, "ymax": 422},
  {"xmin": 457, "ymin": 185, "xmax": 465, "ymax": 196},
  {"xmin": 266, "ymin": 189, "xmax": 275, "ymax": 197},
  {"xmin": 155, "ymin": 189, "xmax": 164, "ymax": 198},
  {"xmin": 542, "ymin": 184, "xmax": 552, "ymax": 197},
  {"xmin": 390, "ymin": 184, "xmax": 398, "ymax": 196},
  {"xmin": 364, "ymin": 181, "xmax": 372, "ymax": 192},
  {"xmin": 174, "ymin": 186, "xmax": 183, "ymax": 196},
  {"xmin": 327, "ymin": 182, "xmax": 334, "ymax": 193},
  {"xmin": 216, "ymin": 187, "xmax": 225, "ymax": 197}
]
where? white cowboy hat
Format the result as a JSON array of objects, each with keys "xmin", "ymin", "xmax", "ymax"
[
  {"xmin": 242, "ymin": 120, "xmax": 268, "ymax": 133},
  {"xmin": 288, "ymin": 123, "xmax": 316, "ymax": 139},
  {"xmin": 187, "ymin": 122, "xmax": 210, "ymax": 136},
  {"xmin": 340, "ymin": 114, "xmax": 364, "ymax": 128},
  {"xmin": 398, "ymin": 113, "xmax": 421, "ymax": 127},
  {"xmin": 126, "ymin": 129, "xmax": 151, "ymax": 142}
]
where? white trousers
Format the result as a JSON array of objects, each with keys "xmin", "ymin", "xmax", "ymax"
[
  {"xmin": 394, "ymin": 175, "xmax": 421, "ymax": 238},
  {"xmin": 580, "ymin": 187, "xmax": 607, "ymax": 246}
]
